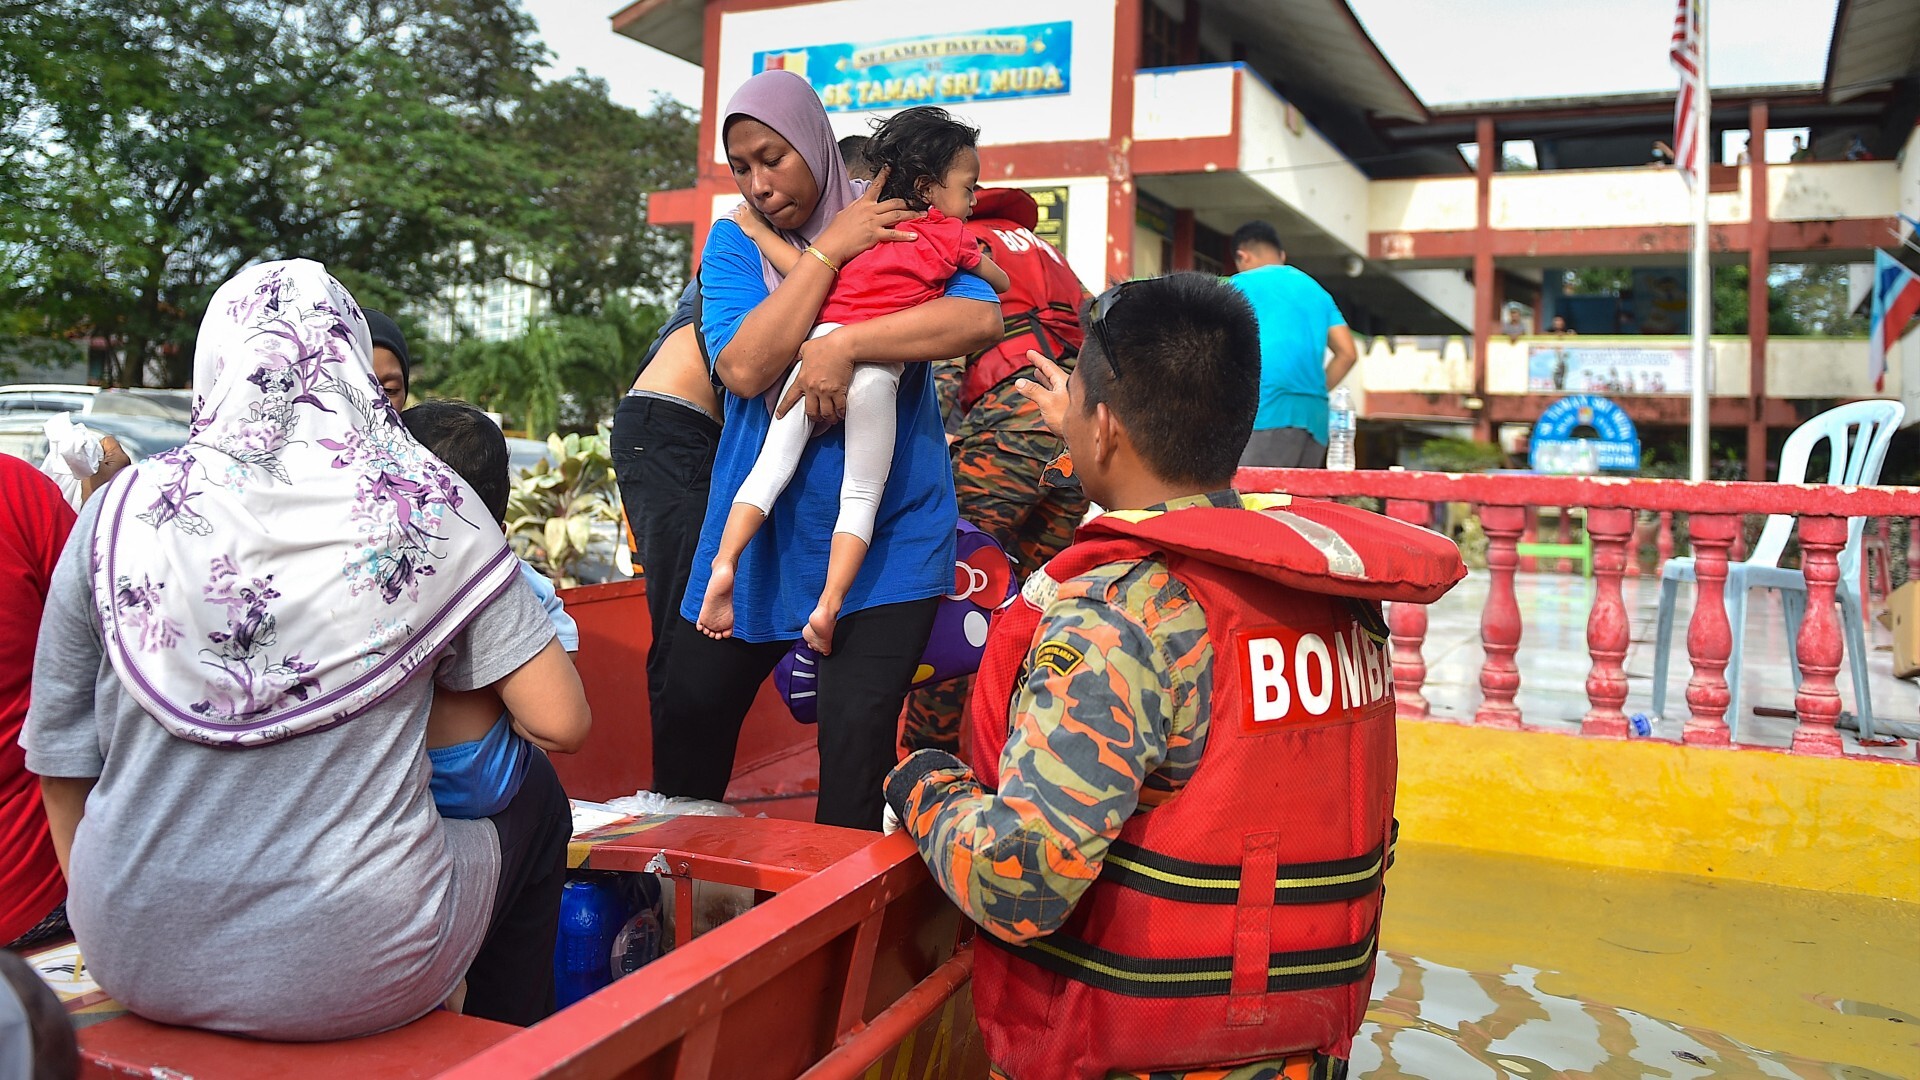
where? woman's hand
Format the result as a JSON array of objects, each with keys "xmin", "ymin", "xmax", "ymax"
[
  {"xmin": 777, "ymin": 330, "xmax": 857, "ymax": 424},
  {"xmin": 811, "ymin": 166, "xmax": 919, "ymax": 267},
  {"xmin": 1015, "ymin": 351, "xmax": 1071, "ymax": 436}
]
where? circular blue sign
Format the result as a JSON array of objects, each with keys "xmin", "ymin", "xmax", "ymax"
[{"xmin": 1529, "ymin": 395, "xmax": 1640, "ymax": 473}]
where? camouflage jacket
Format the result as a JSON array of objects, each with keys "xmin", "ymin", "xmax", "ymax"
[
  {"xmin": 885, "ymin": 491, "xmax": 1327, "ymax": 1078},
  {"xmin": 884, "ymin": 490, "xmax": 1246, "ymax": 940}
]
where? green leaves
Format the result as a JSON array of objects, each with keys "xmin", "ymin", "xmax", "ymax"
[
  {"xmin": 506, "ymin": 426, "xmax": 621, "ymax": 588},
  {"xmin": 0, "ymin": 0, "xmax": 562, "ymax": 385}
]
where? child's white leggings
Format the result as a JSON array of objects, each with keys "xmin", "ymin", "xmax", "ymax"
[{"xmin": 732, "ymin": 323, "xmax": 902, "ymax": 545}]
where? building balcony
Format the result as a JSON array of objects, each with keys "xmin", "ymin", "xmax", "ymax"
[
  {"xmin": 1351, "ymin": 334, "xmax": 1910, "ymax": 427},
  {"xmin": 1369, "ymin": 160, "xmax": 1907, "ymax": 266},
  {"xmin": 1132, "ymin": 62, "xmax": 1372, "ymax": 260}
]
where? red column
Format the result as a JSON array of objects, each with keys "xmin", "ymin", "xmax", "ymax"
[
  {"xmin": 1476, "ymin": 504, "xmax": 1527, "ymax": 728},
  {"xmin": 1107, "ymin": 0, "xmax": 1143, "ymax": 285},
  {"xmin": 1657, "ymin": 511, "xmax": 1676, "ymax": 566},
  {"xmin": 1583, "ymin": 508, "xmax": 1635, "ymax": 737},
  {"xmin": 1682, "ymin": 512, "xmax": 1737, "ymax": 746},
  {"xmin": 1386, "ymin": 499, "xmax": 1433, "ymax": 720},
  {"xmin": 1746, "ymin": 102, "xmax": 1771, "ymax": 480},
  {"xmin": 1908, "ymin": 516, "xmax": 1920, "ymax": 582},
  {"xmin": 1792, "ymin": 515, "xmax": 1848, "ymax": 756},
  {"xmin": 1471, "ymin": 117, "xmax": 1496, "ymax": 442},
  {"xmin": 1172, "ymin": 209, "xmax": 1196, "ymax": 273}
]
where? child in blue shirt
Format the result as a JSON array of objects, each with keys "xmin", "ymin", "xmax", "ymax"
[{"xmin": 402, "ymin": 400, "xmax": 588, "ymax": 818}]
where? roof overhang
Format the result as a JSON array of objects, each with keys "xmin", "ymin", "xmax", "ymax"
[
  {"xmin": 611, "ymin": 0, "xmax": 703, "ymax": 64},
  {"xmin": 1825, "ymin": 0, "xmax": 1920, "ymax": 103},
  {"xmin": 1208, "ymin": 0, "xmax": 1428, "ymax": 123}
]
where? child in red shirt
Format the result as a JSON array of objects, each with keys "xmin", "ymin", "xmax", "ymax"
[{"xmin": 699, "ymin": 106, "xmax": 1009, "ymax": 653}]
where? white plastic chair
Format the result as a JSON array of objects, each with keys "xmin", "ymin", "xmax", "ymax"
[{"xmin": 1651, "ymin": 400, "xmax": 1905, "ymax": 739}]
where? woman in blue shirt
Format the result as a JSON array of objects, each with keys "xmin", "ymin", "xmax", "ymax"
[{"xmin": 651, "ymin": 70, "xmax": 999, "ymax": 829}]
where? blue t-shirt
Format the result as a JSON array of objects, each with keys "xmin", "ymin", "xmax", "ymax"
[
  {"xmin": 682, "ymin": 219, "xmax": 997, "ymax": 641},
  {"xmin": 1230, "ymin": 264, "xmax": 1347, "ymax": 441},
  {"xmin": 428, "ymin": 561, "xmax": 577, "ymax": 819}
]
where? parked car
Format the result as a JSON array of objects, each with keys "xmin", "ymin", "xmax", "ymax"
[
  {"xmin": 0, "ymin": 411, "xmax": 191, "ymax": 466},
  {"xmin": 505, "ymin": 436, "xmax": 554, "ymax": 478},
  {"xmin": 0, "ymin": 384, "xmax": 195, "ymax": 426}
]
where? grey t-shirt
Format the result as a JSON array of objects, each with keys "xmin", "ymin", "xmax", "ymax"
[{"xmin": 22, "ymin": 497, "xmax": 556, "ymax": 1040}]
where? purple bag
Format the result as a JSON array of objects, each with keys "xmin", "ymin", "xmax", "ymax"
[{"xmin": 774, "ymin": 520, "xmax": 1017, "ymax": 725}]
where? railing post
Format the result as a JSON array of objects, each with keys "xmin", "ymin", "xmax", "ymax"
[
  {"xmin": 1682, "ymin": 512, "xmax": 1737, "ymax": 746},
  {"xmin": 1582, "ymin": 508, "xmax": 1634, "ymax": 737},
  {"xmin": 1476, "ymin": 504, "xmax": 1527, "ymax": 728},
  {"xmin": 1519, "ymin": 508, "xmax": 1538, "ymax": 572},
  {"xmin": 1555, "ymin": 506, "xmax": 1573, "ymax": 573},
  {"xmin": 1731, "ymin": 515, "xmax": 1749, "ymax": 563},
  {"xmin": 1386, "ymin": 499, "xmax": 1433, "ymax": 720},
  {"xmin": 1657, "ymin": 511, "xmax": 1675, "ymax": 567},
  {"xmin": 1792, "ymin": 515, "xmax": 1849, "ymax": 757}
]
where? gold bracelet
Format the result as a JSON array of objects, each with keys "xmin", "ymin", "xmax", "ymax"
[{"xmin": 804, "ymin": 245, "xmax": 840, "ymax": 274}]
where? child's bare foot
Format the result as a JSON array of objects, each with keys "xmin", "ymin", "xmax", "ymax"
[
  {"xmin": 698, "ymin": 562, "xmax": 737, "ymax": 639},
  {"xmin": 803, "ymin": 597, "xmax": 841, "ymax": 655}
]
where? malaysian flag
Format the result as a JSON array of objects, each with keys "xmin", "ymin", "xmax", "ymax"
[
  {"xmin": 1670, "ymin": 0, "xmax": 1702, "ymax": 187},
  {"xmin": 1869, "ymin": 249, "xmax": 1920, "ymax": 393}
]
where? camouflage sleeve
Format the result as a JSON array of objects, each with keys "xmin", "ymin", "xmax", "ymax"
[
  {"xmin": 932, "ymin": 354, "xmax": 966, "ymax": 437},
  {"xmin": 886, "ymin": 579, "xmax": 1174, "ymax": 944}
]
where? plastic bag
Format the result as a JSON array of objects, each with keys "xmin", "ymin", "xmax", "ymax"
[{"xmin": 37, "ymin": 414, "xmax": 104, "ymax": 510}]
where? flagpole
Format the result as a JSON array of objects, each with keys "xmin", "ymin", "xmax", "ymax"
[{"xmin": 1688, "ymin": 0, "xmax": 1712, "ymax": 481}]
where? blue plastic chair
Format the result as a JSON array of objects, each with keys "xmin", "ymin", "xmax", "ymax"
[{"xmin": 1651, "ymin": 400, "xmax": 1905, "ymax": 739}]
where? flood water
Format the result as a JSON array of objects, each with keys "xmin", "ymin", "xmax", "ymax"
[{"xmin": 1365, "ymin": 844, "xmax": 1919, "ymax": 1078}]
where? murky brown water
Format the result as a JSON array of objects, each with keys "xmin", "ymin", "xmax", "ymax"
[{"xmin": 1367, "ymin": 844, "xmax": 1918, "ymax": 1078}]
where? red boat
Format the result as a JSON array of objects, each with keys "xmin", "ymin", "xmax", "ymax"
[{"xmin": 70, "ymin": 579, "xmax": 993, "ymax": 1079}]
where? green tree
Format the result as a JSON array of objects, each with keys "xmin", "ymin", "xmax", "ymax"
[
  {"xmin": 492, "ymin": 77, "xmax": 697, "ymax": 316},
  {"xmin": 425, "ymin": 297, "xmax": 665, "ymax": 436},
  {"xmin": 1, "ymin": 0, "xmax": 548, "ymax": 386}
]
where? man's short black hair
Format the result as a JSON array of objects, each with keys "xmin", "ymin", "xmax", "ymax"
[
  {"xmin": 1078, "ymin": 272, "xmax": 1260, "ymax": 488},
  {"xmin": 1232, "ymin": 220, "xmax": 1285, "ymax": 257},
  {"xmin": 402, "ymin": 399, "xmax": 510, "ymax": 524},
  {"xmin": 837, "ymin": 134, "xmax": 871, "ymax": 174},
  {"xmin": 865, "ymin": 106, "xmax": 980, "ymax": 210}
]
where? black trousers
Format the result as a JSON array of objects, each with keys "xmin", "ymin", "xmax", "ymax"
[
  {"xmin": 651, "ymin": 597, "xmax": 940, "ymax": 830},
  {"xmin": 609, "ymin": 393, "xmax": 721, "ymax": 723},
  {"xmin": 464, "ymin": 750, "xmax": 569, "ymax": 1026}
]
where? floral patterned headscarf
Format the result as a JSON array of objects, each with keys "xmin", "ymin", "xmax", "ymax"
[{"xmin": 91, "ymin": 260, "xmax": 521, "ymax": 746}]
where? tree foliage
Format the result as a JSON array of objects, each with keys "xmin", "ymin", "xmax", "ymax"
[
  {"xmin": 422, "ymin": 297, "xmax": 665, "ymax": 436},
  {"xmin": 1563, "ymin": 265, "xmax": 1867, "ymax": 338},
  {"xmin": 0, "ymin": 1, "xmax": 697, "ymax": 391},
  {"xmin": 495, "ymin": 76, "xmax": 696, "ymax": 316}
]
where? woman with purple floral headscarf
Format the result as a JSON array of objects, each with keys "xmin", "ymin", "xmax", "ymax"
[
  {"xmin": 653, "ymin": 71, "xmax": 1000, "ymax": 830},
  {"xmin": 23, "ymin": 260, "xmax": 589, "ymax": 1037}
]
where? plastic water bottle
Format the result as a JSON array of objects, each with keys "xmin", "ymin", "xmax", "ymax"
[
  {"xmin": 554, "ymin": 873, "xmax": 629, "ymax": 1008},
  {"xmin": 1326, "ymin": 387, "xmax": 1356, "ymax": 471},
  {"xmin": 610, "ymin": 874, "xmax": 665, "ymax": 976}
]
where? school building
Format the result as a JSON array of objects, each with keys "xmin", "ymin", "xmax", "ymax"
[{"xmin": 614, "ymin": 0, "xmax": 1920, "ymax": 473}]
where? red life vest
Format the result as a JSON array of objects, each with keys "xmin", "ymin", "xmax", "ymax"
[
  {"xmin": 961, "ymin": 189, "xmax": 1089, "ymax": 412},
  {"xmin": 965, "ymin": 495, "xmax": 1465, "ymax": 1080}
]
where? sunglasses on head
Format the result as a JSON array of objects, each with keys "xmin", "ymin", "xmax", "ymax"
[{"xmin": 1089, "ymin": 280, "xmax": 1142, "ymax": 380}]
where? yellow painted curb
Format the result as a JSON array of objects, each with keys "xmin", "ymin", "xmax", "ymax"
[{"xmin": 1395, "ymin": 720, "xmax": 1920, "ymax": 902}]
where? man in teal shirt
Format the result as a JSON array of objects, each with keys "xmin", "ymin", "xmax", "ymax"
[{"xmin": 1228, "ymin": 221, "xmax": 1358, "ymax": 467}]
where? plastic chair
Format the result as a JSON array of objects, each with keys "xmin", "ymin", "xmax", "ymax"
[{"xmin": 1651, "ymin": 400, "xmax": 1905, "ymax": 739}]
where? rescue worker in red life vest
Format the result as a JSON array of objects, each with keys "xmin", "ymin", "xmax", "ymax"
[
  {"xmin": 883, "ymin": 272, "xmax": 1465, "ymax": 1080},
  {"xmin": 903, "ymin": 187, "xmax": 1092, "ymax": 756}
]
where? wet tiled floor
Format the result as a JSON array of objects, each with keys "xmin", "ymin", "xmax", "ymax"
[{"xmin": 1407, "ymin": 569, "xmax": 1919, "ymax": 762}]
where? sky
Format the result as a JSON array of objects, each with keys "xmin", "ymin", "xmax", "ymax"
[{"xmin": 523, "ymin": 0, "xmax": 1840, "ymax": 113}]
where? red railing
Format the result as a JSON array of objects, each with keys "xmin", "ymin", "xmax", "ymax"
[{"xmin": 1238, "ymin": 468, "xmax": 1920, "ymax": 757}]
